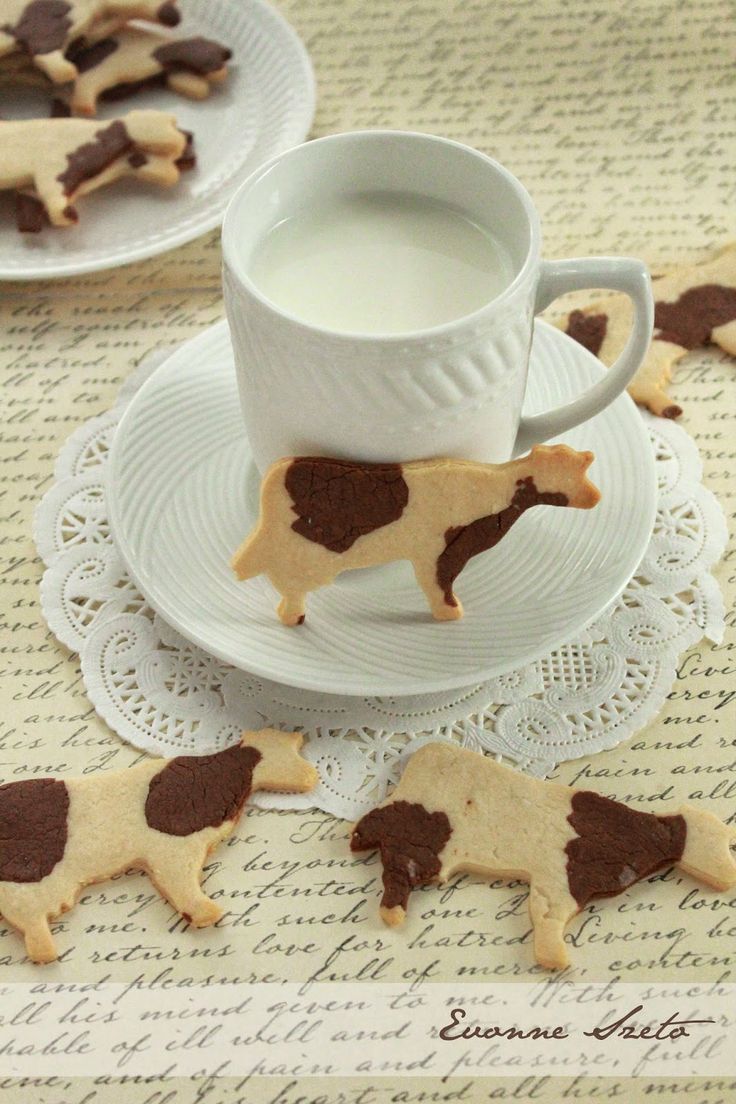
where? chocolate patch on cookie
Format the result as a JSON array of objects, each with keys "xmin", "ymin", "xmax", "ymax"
[
  {"xmin": 57, "ymin": 118, "xmax": 131, "ymax": 194},
  {"xmin": 655, "ymin": 284, "xmax": 736, "ymax": 349},
  {"xmin": 157, "ymin": 1, "xmax": 180, "ymax": 26},
  {"xmin": 174, "ymin": 128, "xmax": 194, "ymax": 170},
  {"xmin": 15, "ymin": 192, "xmax": 48, "ymax": 232},
  {"xmin": 565, "ymin": 790, "xmax": 686, "ymax": 907},
  {"xmin": 66, "ymin": 35, "xmax": 119, "ymax": 73},
  {"xmin": 436, "ymin": 477, "xmax": 568, "ymax": 605},
  {"xmin": 50, "ymin": 95, "xmax": 70, "ymax": 116},
  {"xmin": 145, "ymin": 744, "xmax": 261, "ymax": 837},
  {"xmin": 286, "ymin": 458, "xmax": 409, "ymax": 554},
  {"xmin": 152, "ymin": 36, "xmax": 232, "ymax": 75},
  {"xmin": 100, "ymin": 72, "xmax": 167, "ymax": 101},
  {"xmin": 4, "ymin": 0, "xmax": 71, "ymax": 57},
  {"xmin": 351, "ymin": 800, "xmax": 452, "ymax": 911},
  {"xmin": 0, "ymin": 778, "xmax": 69, "ymax": 882},
  {"xmin": 565, "ymin": 308, "xmax": 608, "ymax": 357}
]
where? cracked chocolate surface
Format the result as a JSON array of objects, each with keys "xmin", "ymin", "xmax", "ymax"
[
  {"xmin": 436, "ymin": 477, "xmax": 568, "ymax": 605},
  {"xmin": 145, "ymin": 744, "xmax": 261, "ymax": 836},
  {"xmin": 565, "ymin": 790, "xmax": 686, "ymax": 907},
  {"xmin": 655, "ymin": 284, "xmax": 736, "ymax": 349},
  {"xmin": 286, "ymin": 458, "xmax": 409, "ymax": 554},
  {"xmin": 0, "ymin": 778, "xmax": 69, "ymax": 882},
  {"xmin": 351, "ymin": 800, "xmax": 452, "ymax": 911},
  {"xmin": 565, "ymin": 308, "xmax": 608, "ymax": 357}
]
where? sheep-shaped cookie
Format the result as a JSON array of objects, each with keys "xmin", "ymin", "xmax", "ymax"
[
  {"xmin": 0, "ymin": 729, "xmax": 317, "ymax": 963},
  {"xmin": 351, "ymin": 743, "xmax": 736, "ymax": 970},
  {"xmin": 0, "ymin": 0, "xmax": 180, "ymax": 83},
  {"xmin": 232, "ymin": 444, "xmax": 601, "ymax": 625}
]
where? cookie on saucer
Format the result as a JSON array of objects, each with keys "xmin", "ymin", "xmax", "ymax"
[{"xmin": 232, "ymin": 444, "xmax": 601, "ymax": 625}]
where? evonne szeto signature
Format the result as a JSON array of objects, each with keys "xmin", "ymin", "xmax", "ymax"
[{"xmin": 438, "ymin": 1004, "xmax": 715, "ymax": 1042}]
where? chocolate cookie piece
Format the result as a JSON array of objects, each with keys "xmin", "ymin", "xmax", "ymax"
[
  {"xmin": 232, "ymin": 444, "xmax": 599, "ymax": 626},
  {"xmin": 352, "ymin": 742, "xmax": 736, "ymax": 969},
  {"xmin": 560, "ymin": 243, "xmax": 736, "ymax": 418}
]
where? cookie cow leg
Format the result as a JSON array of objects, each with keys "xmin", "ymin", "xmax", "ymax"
[
  {"xmin": 527, "ymin": 881, "xmax": 578, "ymax": 971},
  {"xmin": 33, "ymin": 48, "xmax": 77, "ymax": 83},
  {"xmin": 412, "ymin": 556, "xmax": 463, "ymax": 620},
  {"xmin": 276, "ymin": 591, "xmax": 307, "ymax": 627},
  {"xmin": 144, "ymin": 841, "xmax": 222, "ymax": 927},
  {"xmin": 0, "ymin": 904, "xmax": 57, "ymax": 963}
]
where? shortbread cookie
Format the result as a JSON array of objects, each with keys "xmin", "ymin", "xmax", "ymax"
[
  {"xmin": 0, "ymin": 108, "xmax": 188, "ymax": 227},
  {"xmin": 232, "ymin": 444, "xmax": 601, "ymax": 625},
  {"xmin": 561, "ymin": 243, "xmax": 736, "ymax": 418},
  {"xmin": 67, "ymin": 28, "xmax": 231, "ymax": 114},
  {"xmin": 0, "ymin": 729, "xmax": 317, "ymax": 963},
  {"xmin": 0, "ymin": 0, "xmax": 179, "ymax": 83},
  {"xmin": 351, "ymin": 743, "xmax": 736, "ymax": 970}
]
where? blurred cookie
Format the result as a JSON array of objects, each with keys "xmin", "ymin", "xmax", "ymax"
[
  {"xmin": 0, "ymin": 0, "xmax": 179, "ymax": 83},
  {"xmin": 0, "ymin": 107, "xmax": 188, "ymax": 227},
  {"xmin": 67, "ymin": 28, "xmax": 231, "ymax": 114},
  {"xmin": 562, "ymin": 243, "xmax": 736, "ymax": 418}
]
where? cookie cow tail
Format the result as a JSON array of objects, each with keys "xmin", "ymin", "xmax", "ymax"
[{"xmin": 678, "ymin": 805, "xmax": 736, "ymax": 890}]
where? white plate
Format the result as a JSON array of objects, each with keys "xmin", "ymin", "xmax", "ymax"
[
  {"xmin": 108, "ymin": 320, "xmax": 657, "ymax": 696},
  {"xmin": 0, "ymin": 0, "xmax": 315, "ymax": 279}
]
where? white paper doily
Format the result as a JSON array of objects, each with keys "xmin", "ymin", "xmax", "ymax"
[{"xmin": 35, "ymin": 350, "xmax": 728, "ymax": 820}]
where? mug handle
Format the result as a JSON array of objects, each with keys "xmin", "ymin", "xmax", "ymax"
[{"xmin": 513, "ymin": 257, "xmax": 653, "ymax": 456}]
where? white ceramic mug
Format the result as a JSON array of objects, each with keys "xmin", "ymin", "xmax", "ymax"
[{"xmin": 222, "ymin": 130, "xmax": 653, "ymax": 472}]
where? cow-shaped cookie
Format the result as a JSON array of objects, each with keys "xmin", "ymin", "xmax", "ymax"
[
  {"xmin": 0, "ymin": 0, "xmax": 179, "ymax": 83},
  {"xmin": 0, "ymin": 109, "xmax": 188, "ymax": 228},
  {"xmin": 351, "ymin": 743, "xmax": 736, "ymax": 970},
  {"xmin": 232, "ymin": 444, "xmax": 601, "ymax": 625},
  {"xmin": 560, "ymin": 242, "xmax": 736, "ymax": 418},
  {"xmin": 0, "ymin": 729, "xmax": 317, "ymax": 963},
  {"xmin": 67, "ymin": 28, "xmax": 231, "ymax": 114}
]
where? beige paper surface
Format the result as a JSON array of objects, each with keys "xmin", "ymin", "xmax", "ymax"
[{"xmin": 0, "ymin": 0, "xmax": 734, "ymax": 1099}]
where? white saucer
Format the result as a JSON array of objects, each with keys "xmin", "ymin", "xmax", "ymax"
[
  {"xmin": 0, "ymin": 0, "xmax": 314, "ymax": 279},
  {"xmin": 108, "ymin": 320, "xmax": 656, "ymax": 696}
]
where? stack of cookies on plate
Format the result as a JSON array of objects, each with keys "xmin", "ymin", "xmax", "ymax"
[{"xmin": 0, "ymin": 0, "xmax": 233, "ymax": 230}]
